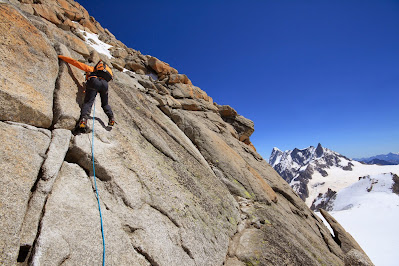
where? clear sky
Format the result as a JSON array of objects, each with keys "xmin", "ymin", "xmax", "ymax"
[{"xmin": 76, "ymin": 0, "xmax": 399, "ymax": 160}]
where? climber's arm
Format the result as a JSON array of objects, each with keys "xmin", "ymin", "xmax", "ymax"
[{"xmin": 58, "ymin": 55, "xmax": 94, "ymax": 73}]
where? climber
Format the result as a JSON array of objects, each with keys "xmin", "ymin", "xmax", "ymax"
[{"xmin": 58, "ymin": 55, "xmax": 115, "ymax": 129}]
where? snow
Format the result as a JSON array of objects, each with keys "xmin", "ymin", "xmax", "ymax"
[
  {"xmin": 305, "ymin": 162, "xmax": 399, "ymax": 206},
  {"xmin": 298, "ymin": 165, "xmax": 308, "ymax": 172},
  {"xmin": 337, "ymin": 157, "xmax": 351, "ymax": 167},
  {"xmin": 331, "ymin": 173, "xmax": 393, "ymax": 210},
  {"xmin": 316, "ymin": 173, "xmax": 399, "ymax": 266},
  {"xmin": 123, "ymin": 68, "xmax": 134, "ymax": 74},
  {"xmin": 312, "ymin": 195, "xmax": 324, "ymax": 207},
  {"xmin": 78, "ymin": 29, "xmax": 113, "ymax": 59},
  {"xmin": 273, "ymin": 154, "xmax": 282, "ymax": 165}
]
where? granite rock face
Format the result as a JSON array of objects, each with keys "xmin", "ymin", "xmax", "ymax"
[
  {"xmin": 0, "ymin": 122, "xmax": 51, "ymax": 265},
  {"xmin": 0, "ymin": 4, "xmax": 58, "ymax": 128},
  {"xmin": 0, "ymin": 1, "xmax": 372, "ymax": 265}
]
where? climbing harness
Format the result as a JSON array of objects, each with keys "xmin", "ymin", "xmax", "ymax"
[{"xmin": 91, "ymin": 100, "xmax": 106, "ymax": 266}]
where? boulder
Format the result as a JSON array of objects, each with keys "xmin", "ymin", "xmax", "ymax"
[
  {"xmin": 89, "ymin": 49, "xmax": 101, "ymax": 63},
  {"xmin": 223, "ymin": 114, "xmax": 255, "ymax": 144},
  {"xmin": 138, "ymin": 79, "xmax": 157, "ymax": 91},
  {"xmin": 154, "ymin": 82, "xmax": 171, "ymax": 95},
  {"xmin": 56, "ymin": 0, "xmax": 87, "ymax": 22},
  {"xmin": 33, "ymin": 3, "xmax": 62, "ymax": 25},
  {"xmin": 159, "ymin": 95, "xmax": 182, "ymax": 108},
  {"xmin": 170, "ymin": 83, "xmax": 212, "ymax": 102},
  {"xmin": 110, "ymin": 56, "xmax": 126, "ymax": 68},
  {"xmin": 178, "ymin": 98, "xmax": 219, "ymax": 113},
  {"xmin": 57, "ymin": 0, "xmax": 76, "ymax": 11},
  {"xmin": 126, "ymin": 61, "xmax": 149, "ymax": 73},
  {"xmin": 178, "ymin": 99, "xmax": 204, "ymax": 111},
  {"xmin": 62, "ymin": 8, "xmax": 84, "ymax": 21},
  {"xmin": 59, "ymin": 17, "xmax": 76, "ymax": 31},
  {"xmin": 171, "ymin": 83, "xmax": 195, "ymax": 98},
  {"xmin": 111, "ymin": 47, "xmax": 129, "ymax": 58},
  {"xmin": 148, "ymin": 56, "xmax": 178, "ymax": 75},
  {"xmin": 190, "ymin": 85, "xmax": 213, "ymax": 102},
  {"xmin": 218, "ymin": 105, "xmax": 238, "ymax": 118},
  {"xmin": 167, "ymin": 73, "xmax": 192, "ymax": 85},
  {"xmin": 0, "ymin": 122, "xmax": 51, "ymax": 265},
  {"xmin": 0, "ymin": 4, "xmax": 58, "ymax": 128},
  {"xmin": 79, "ymin": 16, "xmax": 98, "ymax": 34},
  {"xmin": 111, "ymin": 60, "xmax": 125, "ymax": 71}
]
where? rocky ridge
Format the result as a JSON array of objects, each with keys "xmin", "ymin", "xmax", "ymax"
[{"xmin": 0, "ymin": 0, "xmax": 372, "ymax": 265}]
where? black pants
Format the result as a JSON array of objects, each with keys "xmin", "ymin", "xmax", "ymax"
[{"xmin": 81, "ymin": 77, "xmax": 114, "ymax": 120}]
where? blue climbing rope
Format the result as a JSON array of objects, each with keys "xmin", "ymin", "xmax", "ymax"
[{"xmin": 91, "ymin": 100, "xmax": 106, "ymax": 266}]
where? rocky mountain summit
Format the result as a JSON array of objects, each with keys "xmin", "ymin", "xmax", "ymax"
[
  {"xmin": 0, "ymin": 0, "xmax": 373, "ymax": 265},
  {"xmin": 269, "ymin": 143, "xmax": 354, "ymax": 200}
]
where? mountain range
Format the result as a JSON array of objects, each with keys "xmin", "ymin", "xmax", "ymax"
[
  {"xmin": 270, "ymin": 144, "xmax": 399, "ymax": 265},
  {"xmin": 354, "ymin": 153, "xmax": 399, "ymax": 165},
  {"xmin": 269, "ymin": 143, "xmax": 399, "ymax": 207}
]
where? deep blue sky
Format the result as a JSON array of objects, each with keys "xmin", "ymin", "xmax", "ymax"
[{"xmin": 77, "ymin": 0, "xmax": 399, "ymax": 159}]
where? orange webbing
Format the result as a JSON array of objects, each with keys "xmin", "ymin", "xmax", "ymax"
[{"xmin": 58, "ymin": 55, "xmax": 94, "ymax": 73}]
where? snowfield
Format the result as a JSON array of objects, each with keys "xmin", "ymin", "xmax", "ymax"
[
  {"xmin": 78, "ymin": 29, "xmax": 113, "ymax": 59},
  {"xmin": 316, "ymin": 173, "xmax": 399, "ymax": 266},
  {"xmin": 305, "ymin": 162, "xmax": 399, "ymax": 206}
]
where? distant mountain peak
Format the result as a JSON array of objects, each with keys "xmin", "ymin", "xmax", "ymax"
[
  {"xmin": 269, "ymin": 144, "xmax": 355, "ymax": 201},
  {"xmin": 315, "ymin": 143, "xmax": 324, "ymax": 157}
]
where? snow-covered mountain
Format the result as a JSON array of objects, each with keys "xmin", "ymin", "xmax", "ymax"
[
  {"xmin": 316, "ymin": 173, "xmax": 399, "ymax": 266},
  {"xmin": 269, "ymin": 143, "xmax": 399, "ymax": 207}
]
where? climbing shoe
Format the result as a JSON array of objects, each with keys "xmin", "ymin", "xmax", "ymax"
[
  {"xmin": 78, "ymin": 118, "xmax": 87, "ymax": 129},
  {"xmin": 108, "ymin": 119, "xmax": 115, "ymax": 127}
]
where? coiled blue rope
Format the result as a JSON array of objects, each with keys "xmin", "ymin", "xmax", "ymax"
[{"xmin": 91, "ymin": 100, "xmax": 106, "ymax": 266}]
